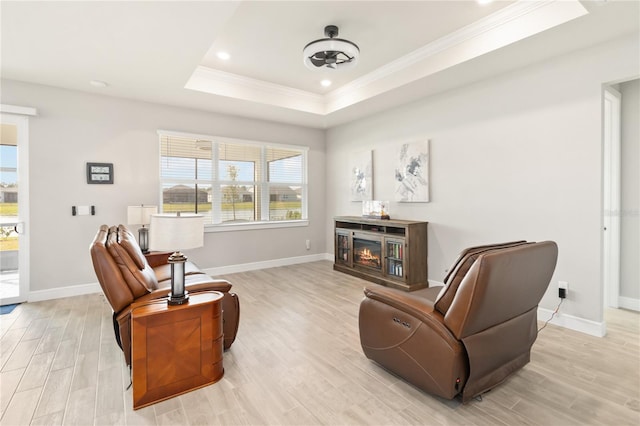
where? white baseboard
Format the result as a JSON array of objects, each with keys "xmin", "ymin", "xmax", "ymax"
[
  {"xmin": 28, "ymin": 282, "xmax": 101, "ymax": 302},
  {"xmin": 429, "ymin": 279, "xmax": 445, "ymax": 288},
  {"xmin": 23, "ymin": 254, "xmax": 335, "ymax": 303},
  {"xmin": 618, "ymin": 296, "xmax": 640, "ymax": 312},
  {"xmin": 202, "ymin": 253, "xmax": 332, "ymax": 276},
  {"xmin": 21, "ymin": 256, "xmax": 614, "ymax": 339},
  {"xmin": 537, "ymin": 307, "xmax": 607, "ymax": 337}
]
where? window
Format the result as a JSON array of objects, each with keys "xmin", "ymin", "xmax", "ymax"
[{"xmin": 159, "ymin": 131, "xmax": 307, "ymax": 228}]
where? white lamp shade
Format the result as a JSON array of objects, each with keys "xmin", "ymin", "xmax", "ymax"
[
  {"xmin": 149, "ymin": 213, "xmax": 204, "ymax": 251},
  {"xmin": 127, "ymin": 205, "xmax": 158, "ymax": 226}
]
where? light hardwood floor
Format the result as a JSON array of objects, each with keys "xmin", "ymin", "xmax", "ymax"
[{"xmin": 1, "ymin": 261, "xmax": 639, "ymax": 425}]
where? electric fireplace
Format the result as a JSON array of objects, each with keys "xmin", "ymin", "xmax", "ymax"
[{"xmin": 353, "ymin": 238, "xmax": 382, "ymax": 269}]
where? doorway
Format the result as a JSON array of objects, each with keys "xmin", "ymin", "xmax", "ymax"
[
  {"xmin": 603, "ymin": 79, "xmax": 640, "ymax": 313},
  {"xmin": 0, "ymin": 113, "xmax": 30, "ymax": 305},
  {"xmin": 603, "ymin": 87, "xmax": 621, "ymax": 309}
]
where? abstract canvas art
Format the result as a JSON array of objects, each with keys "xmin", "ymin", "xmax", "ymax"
[
  {"xmin": 350, "ymin": 150, "xmax": 372, "ymax": 201},
  {"xmin": 395, "ymin": 140, "xmax": 429, "ymax": 202}
]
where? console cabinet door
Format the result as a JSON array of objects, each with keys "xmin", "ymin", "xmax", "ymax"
[
  {"xmin": 335, "ymin": 230, "xmax": 352, "ymax": 267},
  {"xmin": 384, "ymin": 237, "xmax": 406, "ymax": 281}
]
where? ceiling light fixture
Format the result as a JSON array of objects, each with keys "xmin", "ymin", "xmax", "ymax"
[
  {"xmin": 321, "ymin": 80, "xmax": 332, "ymax": 87},
  {"xmin": 216, "ymin": 51, "xmax": 230, "ymax": 61},
  {"xmin": 303, "ymin": 25, "xmax": 359, "ymax": 71},
  {"xmin": 90, "ymin": 80, "xmax": 108, "ymax": 88}
]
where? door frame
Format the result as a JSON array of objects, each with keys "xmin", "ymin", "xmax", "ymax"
[
  {"xmin": 602, "ymin": 87, "xmax": 622, "ymax": 309},
  {"xmin": 0, "ymin": 110, "xmax": 32, "ymax": 304}
]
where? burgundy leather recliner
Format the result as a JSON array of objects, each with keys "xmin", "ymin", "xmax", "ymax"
[
  {"xmin": 359, "ymin": 241, "xmax": 557, "ymax": 402},
  {"xmin": 90, "ymin": 224, "xmax": 240, "ymax": 366}
]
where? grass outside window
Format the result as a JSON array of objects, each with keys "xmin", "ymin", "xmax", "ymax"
[
  {"xmin": 0, "ymin": 203, "xmax": 18, "ymax": 216},
  {"xmin": 0, "ymin": 203, "xmax": 19, "ymax": 251}
]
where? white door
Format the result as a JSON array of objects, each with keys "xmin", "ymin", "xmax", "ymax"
[
  {"xmin": 0, "ymin": 113, "xmax": 30, "ymax": 305},
  {"xmin": 603, "ymin": 88, "xmax": 621, "ymax": 309}
]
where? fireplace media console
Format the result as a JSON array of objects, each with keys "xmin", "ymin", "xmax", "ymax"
[{"xmin": 334, "ymin": 216, "xmax": 428, "ymax": 291}]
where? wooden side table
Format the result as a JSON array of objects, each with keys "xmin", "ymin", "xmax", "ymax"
[{"xmin": 131, "ymin": 291, "xmax": 224, "ymax": 410}]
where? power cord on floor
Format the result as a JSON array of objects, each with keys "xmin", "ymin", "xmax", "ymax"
[
  {"xmin": 126, "ymin": 365, "xmax": 132, "ymax": 391},
  {"xmin": 538, "ymin": 298, "xmax": 564, "ymax": 332}
]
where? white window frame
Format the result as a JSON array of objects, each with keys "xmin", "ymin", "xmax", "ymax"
[{"xmin": 158, "ymin": 130, "xmax": 309, "ymax": 232}]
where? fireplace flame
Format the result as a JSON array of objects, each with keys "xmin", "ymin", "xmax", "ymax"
[{"xmin": 356, "ymin": 247, "xmax": 381, "ymax": 268}]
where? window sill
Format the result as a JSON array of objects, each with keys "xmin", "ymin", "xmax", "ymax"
[{"xmin": 204, "ymin": 220, "xmax": 309, "ymax": 233}]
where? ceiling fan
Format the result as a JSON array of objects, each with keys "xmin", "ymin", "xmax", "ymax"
[{"xmin": 303, "ymin": 25, "xmax": 360, "ymax": 71}]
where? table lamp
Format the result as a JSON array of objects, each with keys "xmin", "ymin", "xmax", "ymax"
[
  {"xmin": 127, "ymin": 205, "xmax": 158, "ymax": 253},
  {"xmin": 149, "ymin": 213, "xmax": 204, "ymax": 305}
]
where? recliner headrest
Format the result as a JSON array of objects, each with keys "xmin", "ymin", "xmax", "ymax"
[
  {"xmin": 116, "ymin": 225, "xmax": 147, "ymax": 270},
  {"xmin": 434, "ymin": 241, "xmax": 529, "ymax": 315}
]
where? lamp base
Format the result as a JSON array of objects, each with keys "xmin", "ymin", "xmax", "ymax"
[
  {"xmin": 138, "ymin": 227, "xmax": 149, "ymax": 254},
  {"xmin": 168, "ymin": 291, "xmax": 189, "ymax": 306}
]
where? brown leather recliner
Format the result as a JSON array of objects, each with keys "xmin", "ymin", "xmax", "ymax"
[
  {"xmin": 359, "ymin": 241, "xmax": 558, "ymax": 403},
  {"xmin": 90, "ymin": 224, "xmax": 240, "ymax": 366}
]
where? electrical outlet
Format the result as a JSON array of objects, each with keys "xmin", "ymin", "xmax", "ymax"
[
  {"xmin": 305, "ymin": 239, "xmax": 310, "ymax": 250},
  {"xmin": 558, "ymin": 281, "xmax": 568, "ymax": 299}
]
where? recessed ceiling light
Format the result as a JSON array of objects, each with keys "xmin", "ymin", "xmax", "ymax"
[
  {"xmin": 90, "ymin": 80, "xmax": 108, "ymax": 88},
  {"xmin": 476, "ymin": 0, "xmax": 494, "ymax": 5},
  {"xmin": 217, "ymin": 51, "xmax": 230, "ymax": 61},
  {"xmin": 321, "ymin": 79, "xmax": 332, "ymax": 87}
]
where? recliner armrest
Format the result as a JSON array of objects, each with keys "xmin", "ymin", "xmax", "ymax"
[
  {"xmin": 156, "ymin": 273, "xmax": 232, "ymax": 292},
  {"xmin": 144, "ymin": 251, "xmax": 172, "ymax": 268},
  {"xmin": 363, "ymin": 285, "xmax": 456, "ymax": 343},
  {"xmin": 364, "ymin": 285, "xmax": 438, "ymax": 319}
]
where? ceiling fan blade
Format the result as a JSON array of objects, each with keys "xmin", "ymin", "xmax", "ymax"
[
  {"xmin": 309, "ymin": 56, "xmax": 326, "ymax": 67},
  {"xmin": 334, "ymin": 52, "xmax": 354, "ymax": 64},
  {"xmin": 335, "ymin": 56, "xmax": 354, "ymax": 65}
]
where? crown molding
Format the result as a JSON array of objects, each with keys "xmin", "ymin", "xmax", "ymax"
[
  {"xmin": 186, "ymin": 0, "xmax": 588, "ymax": 117},
  {"xmin": 185, "ymin": 66, "xmax": 326, "ymax": 115},
  {"xmin": 324, "ymin": 0, "xmax": 587, "ymax": 113},
  {"xmin": 328, "ymin": 0, "xmax": 558, "ymax": 98}
]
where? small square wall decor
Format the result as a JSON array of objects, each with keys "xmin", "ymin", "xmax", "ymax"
[
  {"xmin": 395, "ymin": 140, "xmax": 429, "ymax": 202},
  {"xmin": 86, "ymin": 162, "xmax": 114, "ymax": 184}
]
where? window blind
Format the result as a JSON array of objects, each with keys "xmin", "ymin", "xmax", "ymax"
[{"xmin": 159, "ymin": 132, "xmax": 307, "ymax": 225}]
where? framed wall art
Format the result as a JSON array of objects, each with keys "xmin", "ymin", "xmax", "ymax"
[
  {"xmin": 394, "ymin": 140, "xmax": 429, "ymax": 202},
  {"xmin": 349, "ymin": 150, "xmax": 372, "ymax": 201}
]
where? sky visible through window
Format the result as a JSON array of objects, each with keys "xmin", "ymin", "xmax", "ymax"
[
  {"xmin": 269, "ymin": 156, "xmax": 302, "ymax": 183},
  {"xmin": 220, "ymin": 160, "xmax": 254, "ymax": 181},
  {"xmin": 0, "ymin": 145, "xmax": 17, "ymax": 185}
]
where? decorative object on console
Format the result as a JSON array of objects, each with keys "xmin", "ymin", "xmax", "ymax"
[
  {"xmin": 149, "ymin": 213, "xmax": 204, "ymax": 305},
  {"xmin": 86, "ymin": 162, "xmax": 113, "ymax": 184},
  {"xmin": 303, "ymin": 25, "xmax": 359, "ymax": 71},
  {"xmin": 127, "ymin": 205, "xmax": 158, "ymax": 253},
  {"xmin": 362, "ymin": 200, "xmax": 389, "ymax": 220},
  {"xmin": 394, "ymin": 140, "xmax": 429, "ymax": 202},
  {"xmin": 349, "ymin": 150, "xmax": 373, "ymax": 201}
]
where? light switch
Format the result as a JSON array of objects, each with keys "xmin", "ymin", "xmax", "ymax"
[{"xmin": 77, "ymin": 205, "xmax": 91, "ymax": 216}]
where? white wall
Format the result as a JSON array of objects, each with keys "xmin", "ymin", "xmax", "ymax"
[
  {"xmin": 619, "ymin": 79, "xmax": 639, "ymax": 304},
  {"xmin": 1, "ymin": 80, "xmax": 326, "ymax": 293},
  {"xmin": 325, "ymin": 33, "xmax": 639, "ymax": 326}
]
